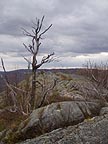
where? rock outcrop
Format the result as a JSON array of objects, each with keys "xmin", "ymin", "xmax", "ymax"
[
  {"xmin": 15, "ymin": 101, "xmax": 102, "ymax": 141},
  {"xmin": 0, "ymin": 101, "xmax": 104, "ymax": 143},
  {"xmin": 18, "ymin": 114, "xmax": 108, "ymax": 144}
]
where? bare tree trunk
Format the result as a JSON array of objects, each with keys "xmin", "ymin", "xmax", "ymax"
[{"xmin": 31, "ymin": 69, "xmax": 36, "ymax": 109}]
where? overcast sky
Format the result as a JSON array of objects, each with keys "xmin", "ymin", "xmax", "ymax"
[{"xmin": 0, "ymin": 0, "xmax": 108, "ymax": 70}]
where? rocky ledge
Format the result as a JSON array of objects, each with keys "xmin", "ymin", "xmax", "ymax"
[
  {"xmin": 0, "ymin": 101, "xmax": 107, "ymax": 144},
  {"xmin": 18, "ymin": 113, "xmax": 108, "ymax": 144}
]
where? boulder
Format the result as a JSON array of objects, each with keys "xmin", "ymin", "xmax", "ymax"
[
  {"xmin": 18, "ymin": 114, "xmax": 108, "ymax": 144},
  {"xmin": 17, "ymin": 101, "xmax": 102, "ymax": 140}
]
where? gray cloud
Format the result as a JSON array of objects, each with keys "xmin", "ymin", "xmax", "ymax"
[{"xmin": 0, "ymin": 0, "xmax": 108, "ymax": 70}]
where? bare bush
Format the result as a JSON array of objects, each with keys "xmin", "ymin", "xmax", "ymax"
[{"xmin": 83, "ymin": 61, "xmax": 108, "ymax": 102}]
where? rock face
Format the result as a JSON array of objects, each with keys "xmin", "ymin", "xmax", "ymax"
[
  {"xmin": 16, "ymin": 101, "xmax": 102, "ymax": 141},
  {"xmin": 18, "ymin": 114, "xmax": 108, "ymax": 144},
  {"xmin": 0, "ymin": 101, "xmax": 103, "ymax": 143},
  {"xmin": 100, "ymin": 107, "xmax": 108, "ymax": 115}
]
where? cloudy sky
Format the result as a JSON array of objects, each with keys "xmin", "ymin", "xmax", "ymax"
[{"xmin": 0, "ymin": 0, "xmax": 108, "ymax": 71}]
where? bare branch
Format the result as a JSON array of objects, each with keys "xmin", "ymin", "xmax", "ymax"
[
  {"xmin": 23, "ymin": 43, "xmax": 34, "ymax": 54},
  {"xmin": 23, "ymin": 57, "xmax": 32, "ymax": 65},
  {"xmin": 21, "ymin": 28, "xmax": 34, "ymax": 37},
  {"xmin": 39, "ymin": 24, "xmax": 52, "ymax": 38},
  {"xmin": 41, "ymin": 52, "xmax": 54, "ymax": 63},
  {"xmin": 38, "ymin": 15, "xmax": 45, "ymax": 33},
  {"xmin": 38, "ymin": 78, "xmax": 58, "ymax": 108},
  {"xmin": 1, "ymin": 58, "xmax": 9, "ymax": 84},
  {"xmin": 32, "ymin": 52, "xmax": 54, "ymax": 70},
  {"xmin": 1, "ymin": 58, "xmax": 19, "ymax": 111}
]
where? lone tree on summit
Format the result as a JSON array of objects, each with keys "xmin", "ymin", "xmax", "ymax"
[{"xmin": 23, "ymin": 16, "xmax": 54, "ymax": 109}]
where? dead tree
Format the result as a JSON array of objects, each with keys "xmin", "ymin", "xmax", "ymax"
[
  {"xmin": 22, "ymin": 16, "xmax": 54, "ymax": 109},
  {"xmin": 84, "ymin": 60, "xmax": 108, "ymax": 102},
  {"xmin": 1, "ymin": 58, "xmax": 18, "ymax": 112}
]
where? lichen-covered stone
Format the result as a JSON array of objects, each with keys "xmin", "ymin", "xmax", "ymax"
[
  {"xmin": 100, "ymin": 107, "xmax": 108, "ymax": 115},
  {"xmin": 16, "ymin": 101, "xmax": 101, "ymax": 140},
  {"xmin": 18, "ymin": 114, "xmax": 108, "ymax": 144}
]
